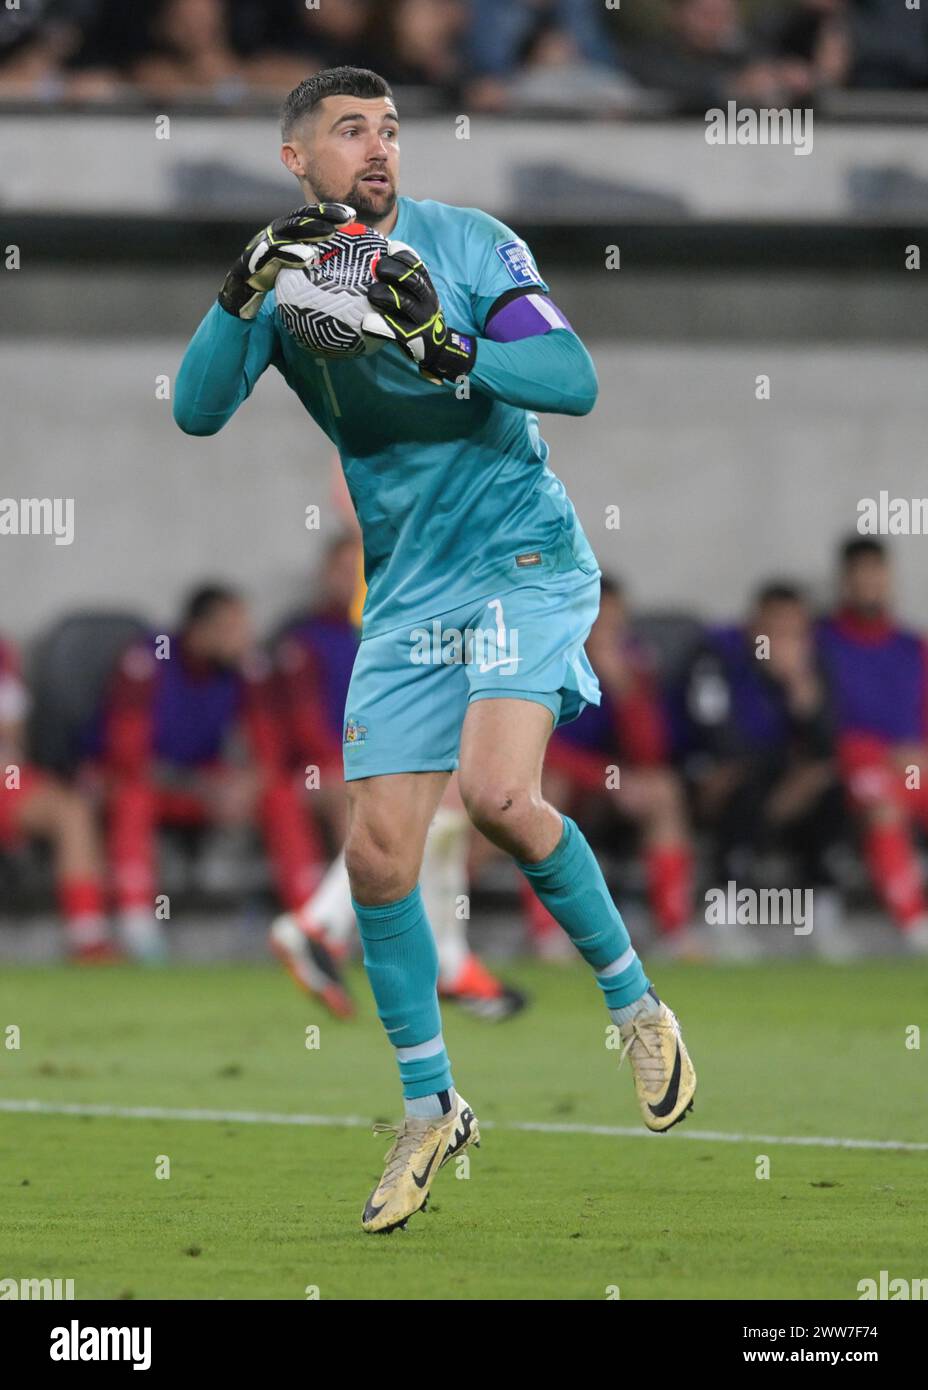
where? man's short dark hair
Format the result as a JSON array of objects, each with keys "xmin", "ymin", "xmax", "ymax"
[
  {"xmin": 281, "ymin": 67, "xmax": 394, "ymax": 139},
  {"xmin": 754, "ymin": 581, "xmax": 805, "ymax": 609},
  {"xmin": 841, "ymin": 536, "xmax": 886, "ymax": 567},
  {"xmin": 183, "ymin": 585, "xmax": 242, "ymax": 628}
]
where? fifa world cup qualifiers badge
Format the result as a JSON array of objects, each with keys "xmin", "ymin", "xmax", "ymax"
[
  {"xmin": 344, "ymin": 716, "xmax": 368, "ymax": 746},
  {"xmin": 496, "ymin": 239, "xmax": 541, "ymax": 288}
]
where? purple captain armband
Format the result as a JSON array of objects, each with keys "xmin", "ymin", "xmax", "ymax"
[{"xmin": 484, "ymin": 291, "xmax": 574, "ymax": 343}]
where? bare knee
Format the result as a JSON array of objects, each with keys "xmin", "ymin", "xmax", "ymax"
[
  {"xmin": 344, "ymin": 817, "xmax": 418, "ymax": 905},
  {"xmin": 459, "ymin": 777, "xmax": 543, "ymax": 849}
]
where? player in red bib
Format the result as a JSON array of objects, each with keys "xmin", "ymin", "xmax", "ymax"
[
  {"xmin": 818, "ymin": 538, "xmax": 928, "ymax": 949},
  {"xmin": 0, "ymin": 636, "xmax": 116, "ymax": 961},
  {"xmin": 101, "ymin": 586, "xmax": 326, "ymax": 962}
]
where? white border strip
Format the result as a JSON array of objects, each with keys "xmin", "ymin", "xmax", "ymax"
[{"xmin": 1, "ymin": 1098, "xmax": 926, "ymax": 1152}]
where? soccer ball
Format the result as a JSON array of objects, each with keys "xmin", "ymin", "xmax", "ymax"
[{"xmin": 274, "ymin": 222, "xmax": 395, "ymax": 359}]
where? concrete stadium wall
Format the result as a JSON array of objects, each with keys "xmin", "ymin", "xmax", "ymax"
[{"xmin": 1, "ymin": 339, "xmax": 925, "ymax": 643}]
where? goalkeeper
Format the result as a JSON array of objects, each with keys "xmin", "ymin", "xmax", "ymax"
[{"xmin": 174, "ymin": 65, "xmax": 697, "ymax": 1235}]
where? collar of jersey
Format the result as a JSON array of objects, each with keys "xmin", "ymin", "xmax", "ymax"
[{"xmin": 389, "ymin": 196, "xmax": 410, "ymax": 244}]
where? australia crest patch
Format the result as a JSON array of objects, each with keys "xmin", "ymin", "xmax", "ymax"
[{"xmin": 344, "ymin": 715, "xmax": 369, "ymax": 746}]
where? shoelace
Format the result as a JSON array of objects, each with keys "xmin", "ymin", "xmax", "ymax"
[
  {"xmin": 371, "ymin": 1121, "xmax": 432, "ymax": 1185},
  {"xmin": 618, "ymin": 1016, "xmax": 672, "ymax": 1089}
]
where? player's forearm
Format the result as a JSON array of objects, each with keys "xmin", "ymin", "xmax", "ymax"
[
  {"xmin": 467, "ymin": 329, "xmax": 598, "ymax": 416},
  {"xmin": 173, "ymin": 304, "xmax": 257, "ymax": 437}
]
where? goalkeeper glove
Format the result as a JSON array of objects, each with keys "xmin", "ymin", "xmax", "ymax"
[
  {"xmin": 364, "ymin": 246, "xmax": 476, "ymax": 384},
  {"xmin": 218, "ymin": 202, "xmax": 356, "ymax": 320}
]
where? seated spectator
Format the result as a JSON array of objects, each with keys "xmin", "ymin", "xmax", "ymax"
[
  {"xmin": 464, "ymin": 0, "xmax": 623, "ymax": 112},
  {"xmin": 246, "ymin": 0, "xmax": 463, "ymax": 99},
  {"xmin": 755, "ymin": 0, "xmax": 852, "ymax": 98},
  {"xmin": 685, "ymin": 583, "xmax": 848, "ymax": 949},
  {"xmin": 818, "ymin": 538, "xmax": 928, "ymax": 950},
  {"xmin": 628, "ymin": 0, "xmax": 813, "ymax": 113},
  {"xmin": 497, "ymin": 20, "xmax": 641, "ymax": 114},
  {"xmin": 374, "ymin": 0, "xmax": 466, "ymax": 94},
  {"xmin": 0, "ymin": 634, "xmax": 116, "ymax": 960},
  {"xmin": 0, "ymin": 0, "xmax": 120, "ymax": 100},
  {"xmin": 543, "ymin": 577, "xmax": 696, "ymax": 949},
  {"xmin": 243, "ymin": 0, "xmax": 380, "ymax": 95},
  {"xmin": 129, "ymin": 0, "xmax": 248, "ymax": 101},
  {"xmin": 101, "ymin": 585, "xmax": 323, "ymax": 960}
]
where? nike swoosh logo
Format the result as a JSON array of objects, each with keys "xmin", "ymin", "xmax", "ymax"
[
  {"xmin": 477, "ymin": 657, "xmax": 522, "ymax": 674},
  {"xmin": 648, "ymin": 1041, "xmax": 682, "ymax": 1119},
  {"xmin": 443, "ymin": 1108, "xmax": 473, "ymax": 1160},
  {"xmin": 412, "ymin": 1142, "xmax": 442, "ymax": 1189}
]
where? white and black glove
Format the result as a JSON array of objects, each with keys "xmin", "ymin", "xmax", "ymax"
[{"xmin": 219, "ymin": 203, "xmax": 356, "ymax": 320}]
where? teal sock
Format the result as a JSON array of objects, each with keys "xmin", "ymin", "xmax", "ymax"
[
  {"xmin": 353, "ymin": 886, "xmax": 454, "ymax": 1100},
  {"xmin": 517, "ymin": 815, "xmax": 650, "ymax": 1009}
]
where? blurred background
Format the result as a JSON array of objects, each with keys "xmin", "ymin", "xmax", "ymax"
[{"xmin": 2, "ymin": 0, "xmax": 928, "ymax": 987}]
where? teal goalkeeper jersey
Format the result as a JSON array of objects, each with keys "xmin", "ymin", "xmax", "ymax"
[{"xmin": 176, "ymin": 196, "xmax": 600, "ymax": 636}]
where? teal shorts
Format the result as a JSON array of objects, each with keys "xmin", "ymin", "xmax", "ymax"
[{"xmin": 342, "ymin": 571, "xmax": 602, "ymax": 780}]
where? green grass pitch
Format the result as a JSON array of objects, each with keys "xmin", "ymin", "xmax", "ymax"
[{"xmin": 1, "ymin": 958, "xmax": 925, "ymax": 1300}]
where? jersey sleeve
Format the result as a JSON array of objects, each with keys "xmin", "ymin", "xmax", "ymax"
[
  {"xmin": 468, "ymin": 330, "xmax": 597, "ymax": 416},
  {"xmin": 463, "ymin": 210, "xmax": 550, "ymax": 333},
  {"xmin": 174, "ymin": 296, "xmax": 280, "ymax": 437}
]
